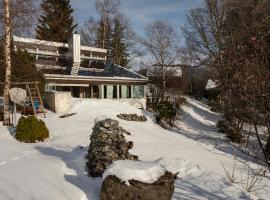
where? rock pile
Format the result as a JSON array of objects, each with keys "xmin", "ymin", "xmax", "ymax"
[
  {"xmin": 100, "ymin": 171, "xmax": 176, "ymax": 200},
  {"xmin": 86, "ymin": 118, "xmax": 138, "ymax": 177},
  {"xmin": 117, "ymin": 113, "xmax": 147, "ymax": 122}
]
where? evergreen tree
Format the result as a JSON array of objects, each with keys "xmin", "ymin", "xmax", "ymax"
[
  {"xmin": 111, "ymin": 18, "xmax": 128, "ymax": 67},
  {"xmin": 0, "ymin": 43, "xmax": 44, "ymax": 95},
  {"xmin": 36, "ymin": 0, "xmax": 77, "ymax": 43}
]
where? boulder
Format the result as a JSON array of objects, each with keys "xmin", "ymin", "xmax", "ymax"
[{"xmin": 100, "ymin": 171, "xmax": 176, "ymax": 200}]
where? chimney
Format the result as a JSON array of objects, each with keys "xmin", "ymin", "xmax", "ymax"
[{"xmin": 68, "ymin": 34, "xmax": 81, "ymax": 75}]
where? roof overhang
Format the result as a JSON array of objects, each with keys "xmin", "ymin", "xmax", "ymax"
[{"xmin": 44, "ymin": 74, "xmax": 148, "ymax": 84}]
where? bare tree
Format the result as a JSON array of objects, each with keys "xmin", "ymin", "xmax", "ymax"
[
  {"xmin": 95, "ymin": 0, "xmax": 119, "ymax": 49},
  {"xmin": 0, "ymin": 0, "xmax": 38, "ymax": 37},
  {"xmin": 0, "ymin": 0, "xmax": 38, "ymax": 125},
  {"xmin": 143, "ymin": 20, "xmax": 181, "ymax": 98},
  {"xmin": 80, "ymin": 17, "xmax": 98, "ymax": 46},
  {"xmin": 2, "ymin": 0, "xmax": 11, "ymax": 125},
  {"xmin": 182, "ymin": 0, "xmax": 225, "ymax": 76},
  {"xmin": 183, "ymin": 0, "xmax": 270, "ymax": 169}
]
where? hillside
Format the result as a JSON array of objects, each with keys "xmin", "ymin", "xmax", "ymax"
[{"xmin": 0, "ymin": 98, "xmax": 269, "ymax": 200}]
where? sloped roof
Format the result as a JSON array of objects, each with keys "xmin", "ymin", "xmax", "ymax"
[{"xmin": 78, "ymin": 64, "xmax": 147, "ymax": 80}]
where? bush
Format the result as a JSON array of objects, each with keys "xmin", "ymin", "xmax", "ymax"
[
  {"xmin": 175, "ymin": 97, "xmax": 186, "ymax": 108},
  {"xmin": 16, "ymin": 116, "xmax": 49, "ymax": 143},
  {"xmin": 217, "ymin": 119, "xmax": 242, "ymax": 143},
  {"xmin": 156, "ymin": 101, "xmax": 177, "ymax": 125}
]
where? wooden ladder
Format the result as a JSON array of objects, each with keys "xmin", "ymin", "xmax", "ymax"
[{"xmin": 26, "ymin": 82, "xmax": 46, "ymax": 118}]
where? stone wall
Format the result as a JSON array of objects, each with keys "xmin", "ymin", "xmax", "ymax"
[
  {"xmin": 117, "ymin": 114, "xmax": 147, "ymax": 122},
  {"xmin": 86, "ymin": 118, "xmax": 138, "ymax": 177}
]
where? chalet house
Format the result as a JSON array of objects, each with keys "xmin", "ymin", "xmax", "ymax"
[{"xmin": 13, "ymin": 34, "xmax": 148, "ymax": 101}]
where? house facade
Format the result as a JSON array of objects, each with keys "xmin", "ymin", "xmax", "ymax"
[{"xmin": 13, "ymin": 34, "xmax": 148, "ymax": 101}]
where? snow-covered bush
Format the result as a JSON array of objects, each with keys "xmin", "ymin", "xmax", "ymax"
[{"xmin": 16, "ymin": 116, "xmax": 49, "ymax": 143}]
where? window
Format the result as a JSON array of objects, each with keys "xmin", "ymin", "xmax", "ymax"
[
  {"xmin": 113, "ymin": 86, "xmax": 117, "ymax": 99},
  {"xmin": 133, "ymin": 85, "xmax": 144, "ymax": 98},
  {"xmin": 104, "ymin": 85, "xmax": 107, "ymax": 99}
]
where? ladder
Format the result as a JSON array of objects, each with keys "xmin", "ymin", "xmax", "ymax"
[{"xmin": 26, "ymin": 82, "xmax": 46, "ymax": 118}]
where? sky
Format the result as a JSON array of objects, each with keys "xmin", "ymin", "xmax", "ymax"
[{"xmin": 71, "ymin": 0, "xmax": 203, "ymax": 37}]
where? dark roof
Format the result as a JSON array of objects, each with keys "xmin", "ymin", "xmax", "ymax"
[{"xmin": 78, "ymin": 64, "xmax": 147, "ymax": 80}]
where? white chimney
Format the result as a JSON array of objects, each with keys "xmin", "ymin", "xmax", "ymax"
[{"xmin": 69, "ymin": 34, "xmax": 81, "ymax": 75}]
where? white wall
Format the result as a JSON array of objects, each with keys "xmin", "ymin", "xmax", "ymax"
[{"xmin": 45, "ymin": 91, "xmax": 72, "ymax": 113}]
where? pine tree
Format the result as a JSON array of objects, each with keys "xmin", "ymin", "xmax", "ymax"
[
  {"xmin": 36, "ymin": 0, "xmax": 77, "ymax": 43},
  {"xmin": 111, "ymin": 18, "xmax": 128, "ymax": 67}
]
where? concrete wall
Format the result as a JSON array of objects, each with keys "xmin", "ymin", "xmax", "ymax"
[{"xmin": 45, "ymin": 91, "xmax": 72, "ymax": 113}]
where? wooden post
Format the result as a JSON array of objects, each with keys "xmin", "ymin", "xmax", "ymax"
[{"xmin": 3, "ymin": 0, "xmax": 12, "ymax": 126}]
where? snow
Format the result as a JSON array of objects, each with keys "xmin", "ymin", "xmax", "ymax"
[
  {"xmin": 205, "ymin": 79, "xmax": 219, "ymax": 90},
  {"xmin": 103, "ymin": 159, "xmax": 166, "ymax": 184},
  {"xmin": 94, "ymin": 115, "xmax": 109, "ymax": 124},
  {"xmin": 0, "ymin": 98, "xmax": 269, "ymax": 200}
]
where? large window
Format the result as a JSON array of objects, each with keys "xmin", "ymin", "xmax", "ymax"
[
  {"xmin": 104, "ymin": 85, "xmax": 114, "ymax": 99},
  {"xmin": 133, "ymin": 85, "xmax": 144, "ymax": 98}
]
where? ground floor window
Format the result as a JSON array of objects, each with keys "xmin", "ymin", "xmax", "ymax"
[
  {"xmin": 133, "ymin": 85, "xmax": 144, "ymax": 98},
  {"xmin": 92, "ymin": 85, "xmax": 99, "ymax": 98}
]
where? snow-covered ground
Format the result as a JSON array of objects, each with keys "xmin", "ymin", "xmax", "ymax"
[{"xmin": 0, "ymin": 98, "xmax": 269, "ymax": 200}]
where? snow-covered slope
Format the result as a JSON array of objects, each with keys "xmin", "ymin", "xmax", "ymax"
[{"xmin": 0, "ymin": 98, "xmax": 268, "ymax": 200}]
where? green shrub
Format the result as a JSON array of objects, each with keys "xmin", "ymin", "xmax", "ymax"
[
  {"xmin": 16, "ymin": 116, "xmax": 49, "ymax": 143},
  {"xmin": 156, "ymin": 101, "xmax": 177, "ymax": 125}
]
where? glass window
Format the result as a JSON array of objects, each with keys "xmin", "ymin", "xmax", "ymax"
[
  {"xmin": 106, "ymin": 85, "xmax": 114, "ymax": 99},
  {"xmin": 133, "ymin": 85, "xmax": 144, "ymax": 98}
]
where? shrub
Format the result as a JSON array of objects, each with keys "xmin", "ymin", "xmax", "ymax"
[
  {"xmin": 175, "ymin": 97, "xmax": 187, "ymax": 108},
  {"xmin": 217, "ymin": 119, "xmax": 242, "ymax": 143},
  {"xmin": 16, "ymin": 116, "xmax": 49, "ymax": 143},
  {"xmin": 156, "ymin": 101, "xmax": 177, "ymax": 125}
]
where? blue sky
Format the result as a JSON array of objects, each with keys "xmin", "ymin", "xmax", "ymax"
[{"xmin": 71, "ymin": 0, "xmax": 203, "ymax": 37}]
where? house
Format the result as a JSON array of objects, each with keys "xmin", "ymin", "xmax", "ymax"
[
  {"xmin": 13, "ymin": 34, "xmax": 148, "ymax": 102},
  {"xmin": 146, "ymin": 64, "xmax": 191, "ymax": 99},
  {"xmin": 12, "ymin": 34, "xmax": 148, "ymax": 112}
]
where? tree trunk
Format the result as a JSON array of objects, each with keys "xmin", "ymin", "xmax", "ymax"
[
  {"xmin": 162, "ymin": 65, "xmax": 166, "ymax": 100},
  {"xmin": 3, "ymin": 0, "xmax": 11, "ymax": 126}
]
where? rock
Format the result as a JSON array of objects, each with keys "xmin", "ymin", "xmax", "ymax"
[
  {"xmin": 59, "ymin": 113, "xmax": 77, "ymax": 118},
  {"xmin": 100, "ymin": 171, "xmax": 176, "ymax": 200},
  {"xmin": 117, "ymin": 113, "xmax": 147, "ymax": 122},
  {"xmin": 87, "ymin": 118, "xmax": 138, "ymax": 177}
]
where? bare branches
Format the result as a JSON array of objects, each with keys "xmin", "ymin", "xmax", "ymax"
[{"xmin": 143, "ymin": 20, "xmax": 181, "ymax": 96}]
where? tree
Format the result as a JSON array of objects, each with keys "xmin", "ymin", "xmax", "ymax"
[
  {"xmin": 2, "ymin": 0, "xmax": 11, "ymax": 125},
  {"xmin": 95, "ymin": 0, "xmax": 119, "ymax": 59},
  {"xmin": 143, "ymin": 20, "xmax": 180, "ymax": 98},
  {"xmin": 111, "ymin": 17, "xmax": 128, "ymax": 67},
  {"xmin": 80, "ymin": 17, "xmax": 98, "ymax": 46},
  {"xmin": 36, "ymin": 0, "xmax": 77, "ymax": 43},
  {"xmin": 0, "ymin": 0, "xmax": 37, "ymax": 37},
  {"xmin": 183, "ymin": 0, "xmax": 270, "ymax": 168},
  {"xmin": 96, "ymin": 17, "xmax": 112, "ymax": 56},
  {"xmin": 0, "ymin": 0, "xmax": 38, "ymax": 125}
]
